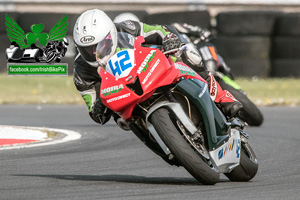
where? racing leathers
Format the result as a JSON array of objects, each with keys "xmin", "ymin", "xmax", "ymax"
[{"xmin": 73, "ymin": 20, "xmax": 242, "ymax": 124}]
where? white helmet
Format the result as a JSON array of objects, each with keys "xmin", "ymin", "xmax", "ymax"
[
  {"xmin": 113, "ymin": 12, "xmax": 140, "ymax": 23},
  {"xmin": 73, "ymin": 9, "xmax": 117, "ymax": 67}
]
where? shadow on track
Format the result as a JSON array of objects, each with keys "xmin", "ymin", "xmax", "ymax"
[{"xmin": 14, "ymin": 174, "xmax": 201, "ymax": 185}]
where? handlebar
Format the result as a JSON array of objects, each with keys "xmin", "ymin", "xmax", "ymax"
[{"xmin": 163, "ymin": 45, "xmax": 187, "ymax": 57}]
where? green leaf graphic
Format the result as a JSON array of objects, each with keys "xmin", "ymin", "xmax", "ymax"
[
  {"xmin": 5, "ymin": 14, "xmax": 68, "ymax": 49},
  {"xmin": 48, "ymin": 14, "xmax": 68, "ymax": 41},
  {"xmin": 5, "ymin": 14, "xmax": 28, "ymax": 49},
  {"xmin": 25, "ymin": 24, "xmax": 50, "ymax": 47}
]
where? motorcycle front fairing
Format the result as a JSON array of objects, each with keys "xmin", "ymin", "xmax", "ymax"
[
  {"xmin": 98, "ymin": 36, "xmax": 177, "ymax": 119},
  {"xmin": 98, "ymin": 35, "xmax": 205, "ymax": 119}
]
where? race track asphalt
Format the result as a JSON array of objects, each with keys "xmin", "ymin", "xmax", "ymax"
[{"xmin": 0, "ymin": 105, "xmax": 299, "ymax": 200}]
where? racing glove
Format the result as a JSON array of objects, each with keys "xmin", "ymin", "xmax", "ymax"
[
  {"xmin": 91, "ymin": 99, "xmax": 113, "ymax": 125},
  {"xmin": 162, "ymin": 33, "xmax": 182, "ymax": 52}
]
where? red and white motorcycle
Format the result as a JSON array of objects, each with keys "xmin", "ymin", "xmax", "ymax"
[{"xmin": 97, "ymin": 33, "xmax": 258, "ymax": 185}]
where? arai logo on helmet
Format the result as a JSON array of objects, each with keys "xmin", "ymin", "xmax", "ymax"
[{"xmin": 80, "ymin": 36, "xmax": 95, "ymax": 44}]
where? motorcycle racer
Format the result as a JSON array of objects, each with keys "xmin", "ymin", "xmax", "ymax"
[
  {"xmin": 73, "ymin": 9, "xmax": 242, "ymax": 124},
  {"xmin": 113, "ymin": 12, "xmax": 140, "ymax": 23}
]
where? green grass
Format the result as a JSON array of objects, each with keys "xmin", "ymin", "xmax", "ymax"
[
  {"xmin": 0, "ymin": 75, "xmax": 299, "ymax": 106},
  {"xmin": 235, "ymin": 77, "xmax": 300, "ymax": 106},
  {"xmin": 0, "ymin": 75, "xmax": 83, "ymax": 104}
]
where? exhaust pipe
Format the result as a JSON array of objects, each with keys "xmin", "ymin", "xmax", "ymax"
[{"xmin": 117, "ymin": 118, "xmax": 131, "ymax": 131}]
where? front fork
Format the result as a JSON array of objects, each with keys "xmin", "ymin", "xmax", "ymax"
[{"xmin": 145, "ymin": 100, "xmax": 199, "ymax": 156}]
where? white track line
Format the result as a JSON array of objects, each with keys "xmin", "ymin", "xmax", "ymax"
[{"xmin": 0, "ymin": 126, "xmax": 81, "ymax": 150}]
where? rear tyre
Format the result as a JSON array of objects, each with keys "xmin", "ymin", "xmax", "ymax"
[
  {"xmin": 151, "ymin": 108, "xmax": 219, "ymax": 185},
  {"xmin": 218, "ymin": 78, "xmax": 264, "ymax": 126},
  {"xmin": 224, "ymin": 141, "xmax": 258, "ymax": 181}
]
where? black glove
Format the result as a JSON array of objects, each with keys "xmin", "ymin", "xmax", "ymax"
[
  {"xmin": 91, "ymin": 99, "xmax": 113, "ymax": 125},
  {"xmin": 162, "ymin": 33, "xmax": 181, "ymax": 52}
]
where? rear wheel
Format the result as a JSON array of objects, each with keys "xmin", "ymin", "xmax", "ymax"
[
  {"xmin": 218, "ymin": 78, "xmax": 264, "ymax": 126},
  {"xmin": 151, "ymin": 108, "xmax": 219, "ymax": 185},
  {"xmin": 224, "ymin": 140, "xmax": 258, "ymax": 181}
]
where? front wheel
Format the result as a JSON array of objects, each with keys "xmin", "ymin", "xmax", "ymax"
[{"xmin": 151, "ymin": 108, "xmax": 219, "ymax": 185}]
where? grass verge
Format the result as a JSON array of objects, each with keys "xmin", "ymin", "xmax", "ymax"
[
  {"xmin": 0, "ymin": 75, "xmax": 82, "ymax": 104},
  {"xmin": 0, "ymin": 75, "xmax": 299, "ymax": 106},
  {"xmin": 236, "ymin": 77, "xmax": 300, "ymax": 106}
]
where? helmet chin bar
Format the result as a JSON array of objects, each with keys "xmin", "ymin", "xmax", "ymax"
[{"xmin": 86, "ymin": 60, "xmax": 100, "ymax": 68}]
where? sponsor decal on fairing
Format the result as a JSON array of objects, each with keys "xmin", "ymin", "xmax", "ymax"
[
  {"xmin": 106, "ymin": 93, "xmax": 131, "ymax": 103},
  {"xmin": 142, "ymin": 59, "xmax": 160, "ymax": 85},
  {"xmin": 137, "ymin": 50, "xmax": 156, "ymax": 74},
  {"xmin": 209, "ymin": 129, "xmax": 241, "ymax": 173},
  {"xmin": 101, "ymin": 84, "xmax": 124, "ymax": 96},
  {"xmin": 218, "ymin": 139, "xmax": 235, "ymax": 160},
  {"xmin": 174, "ymin": 63, "xmax": 196, "ymax": 77},
  {"xmin": 236, "ymin": 138, "xmax": 241, "ymax": 158}
]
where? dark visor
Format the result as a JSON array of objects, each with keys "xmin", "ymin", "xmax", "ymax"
[{"xmin": 77, "ymin": 44, "xmax": 97, "ymax": 62}]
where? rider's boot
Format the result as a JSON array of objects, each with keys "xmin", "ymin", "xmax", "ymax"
[{"xmin": 208, "ymin": 74, "xmax": 243, "ymax": 118}]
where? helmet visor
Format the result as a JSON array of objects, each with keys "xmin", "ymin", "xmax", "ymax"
[
  {"xmin": 77, "ymin": 43, "xmax": 97, "ymax": 63},
  {"xmin": 96, "ymin": 33, "xmax": 114, "ymax": 65}
]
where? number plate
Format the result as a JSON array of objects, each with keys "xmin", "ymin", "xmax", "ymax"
[{"xmin": 106, "ymin": 49, "xmax": 135, "ymax": 78}]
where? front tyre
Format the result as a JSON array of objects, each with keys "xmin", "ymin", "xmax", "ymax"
[
  {"xmin": 151, "ymin": 108, "xmax": 219, "ymax": 185},
  {"xmin": 224, "ymin": 141, "xmax": 258, "ymax": 181}
]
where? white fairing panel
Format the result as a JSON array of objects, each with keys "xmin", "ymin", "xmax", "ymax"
[{"xmin": 209, "ymin": 129, "xmax": 241, "ymax": 173}]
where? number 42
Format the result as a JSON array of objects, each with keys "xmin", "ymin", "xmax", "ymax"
[{"xmin": 108, "ymin": 50, "xmax": 132, "ymax": 77}]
